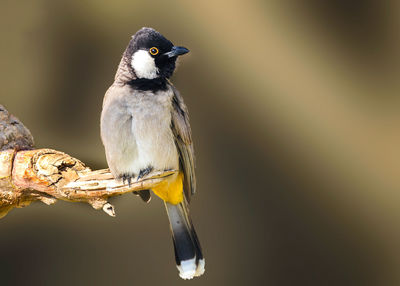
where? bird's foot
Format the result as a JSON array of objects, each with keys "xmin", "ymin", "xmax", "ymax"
[
  {"xmin": 120, "ymin": 173, "xmax": 136, "ymax": 187},
  {"xmin": 137, "ymin": 166, "xmax": 154, "ymax": 181}
]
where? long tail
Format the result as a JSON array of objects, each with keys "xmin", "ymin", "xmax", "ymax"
[{"xmin": 164, "ymin": 200, "xmax": 205, "ymax": 279}]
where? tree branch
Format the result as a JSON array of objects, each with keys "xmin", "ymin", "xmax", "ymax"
[{"xmin": 0, "ymin": 105, "xmax": 176, "ymax": 219}]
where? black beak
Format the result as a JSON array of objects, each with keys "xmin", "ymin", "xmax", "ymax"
[{"xmin": 164, "ymin": 46, "xmax": 190, "ymax": 58}]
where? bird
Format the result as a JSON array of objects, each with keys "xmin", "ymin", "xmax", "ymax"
[{"xmin": 100, "ymin": 27, "xmax": 204, "ymax": 279}]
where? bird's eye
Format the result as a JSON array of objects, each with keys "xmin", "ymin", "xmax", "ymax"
[{"xmin": 149, "ymin": 47, "xmax": 159, "ymax": 56}]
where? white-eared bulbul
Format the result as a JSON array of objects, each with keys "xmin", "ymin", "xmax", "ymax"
[{"xmin": 100, "ymin": 27, "xmax": 204, "ymax": 279}]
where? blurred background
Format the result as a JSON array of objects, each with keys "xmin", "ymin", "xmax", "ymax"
[{"xmin": 1, "ymin": 0, "xmax": 400, "ymax": 285}]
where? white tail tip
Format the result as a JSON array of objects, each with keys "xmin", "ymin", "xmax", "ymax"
[
  {"xmin": 177, "ymin": 258, "xmax": 197, "ymax": 280},
  {"xmin": 195, "ymin": 259, "xmax": 205, "ymax": 277},
  {"xmin": 177, "ymin": 257, "xmax": 205, "ymax": 279}
]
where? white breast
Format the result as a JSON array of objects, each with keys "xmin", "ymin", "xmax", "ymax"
[
  {"xmin": 101, "ymin": 85, "xmax": 179, "ymax": 177},
  {"xmin": 129, "ymin": 89, "xmax": 178, "ymax": 172}
]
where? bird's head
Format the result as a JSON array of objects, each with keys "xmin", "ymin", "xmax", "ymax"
[{"xmin": 124, "ymin": 27, "xmax": 189, "ymax": 80}]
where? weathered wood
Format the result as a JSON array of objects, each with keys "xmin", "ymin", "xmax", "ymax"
[
  {"xmin": 0, "ymin": 148, "xmax": 176, "ymax": 219},
  {"xmin": 0, "ymin": 104, "xmax": 176, "ymax": 219}
]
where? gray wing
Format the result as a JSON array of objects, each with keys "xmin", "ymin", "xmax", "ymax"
[{"xmin": 170, "ymin": 85, "xmax": 196, "ymax": 203}]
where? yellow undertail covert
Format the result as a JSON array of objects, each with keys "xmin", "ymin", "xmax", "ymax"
[{"xmin": 152, "ymin": 172, "xmax": 184, "ymax": 205}]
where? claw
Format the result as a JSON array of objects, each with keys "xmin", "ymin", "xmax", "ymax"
[
  {"xmin": 137, "ymin": 166, "xmax": 154, "ymax": 181},
  {"xmin": 120, "ymin": 173, "xmax": 135, "ymax": 187}
]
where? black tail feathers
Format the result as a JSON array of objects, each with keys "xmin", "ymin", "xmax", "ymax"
[{"xmin": 165, "ymin": 201, "xmax": 205, "ymax": 279}]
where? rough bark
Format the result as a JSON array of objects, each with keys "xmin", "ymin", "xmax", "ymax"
[{"xmin": 0, "ymin": 105, "xmax": 176, "ymax": 219}]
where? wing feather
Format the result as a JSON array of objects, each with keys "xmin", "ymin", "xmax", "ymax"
[{"xmin": 170, "ymin": 84, "xmax": 196, "ymax": 202}]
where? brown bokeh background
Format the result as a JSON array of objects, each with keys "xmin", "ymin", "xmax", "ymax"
[{"xmin": 1, "ymin": 1, "xmax": 400, "ymax": 285}]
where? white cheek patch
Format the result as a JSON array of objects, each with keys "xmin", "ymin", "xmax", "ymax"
[{"xmin": 131, "ymin": 50, "xmax": 159, "ymax": 79}]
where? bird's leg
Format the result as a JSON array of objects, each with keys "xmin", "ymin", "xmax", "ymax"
[
  {"xmin": 119, "ymin": 172, "xmax": 152, "ymax": 202},
  {"xmin": 120, "ymin": 173, "xmax": 136, "ymax": 187},
  {"xmin": 137, "ymin": 166, "xmax": 154, "ymax": 181}
]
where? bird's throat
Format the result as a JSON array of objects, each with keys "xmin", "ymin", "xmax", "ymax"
[{"xmin": 127, "ymin": 77, "xmax": 168, "ymax": 92}]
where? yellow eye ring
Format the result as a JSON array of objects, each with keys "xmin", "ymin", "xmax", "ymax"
[{"xmin": 149, "ymin": 47, "xmax": 159, "ymax": 55}]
